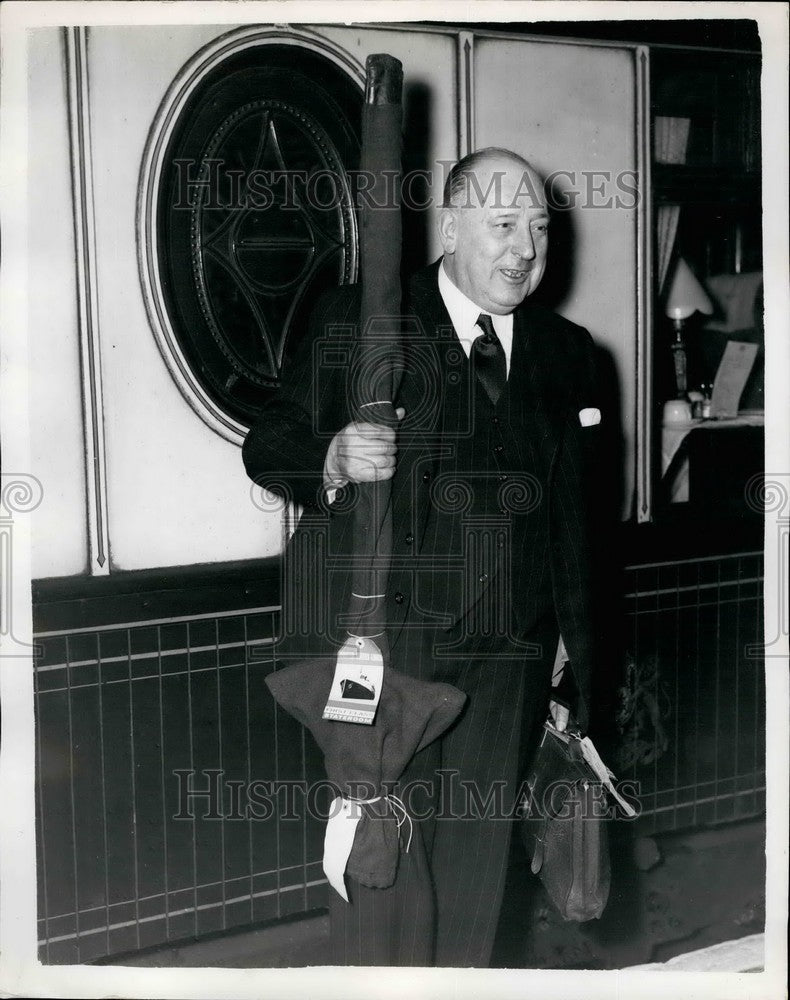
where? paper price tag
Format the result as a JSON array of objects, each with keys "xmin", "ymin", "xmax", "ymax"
[{"xmin": 322, "ymin": 635, "xmax": 384, "ymax": 725}]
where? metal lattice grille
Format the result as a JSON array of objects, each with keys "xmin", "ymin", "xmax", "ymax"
[
  {"xmin": 34, "ymin": 607, "xmax": 328, "ymax": 963},
  {"xmin": 621, "ymin": 552, "xmax": 765, "ymax": 832}
]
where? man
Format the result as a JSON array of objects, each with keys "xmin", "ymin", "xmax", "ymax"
[{"xmin": 243, "ymin": 148, "xmax": 601, "ymax": 967}]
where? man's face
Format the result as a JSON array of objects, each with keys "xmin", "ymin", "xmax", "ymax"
[{"xmin": 439, "ymin": 157, "xmax": 549, "ymax": 315}]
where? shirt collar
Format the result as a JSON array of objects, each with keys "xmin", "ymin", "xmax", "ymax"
[{"xmin": 438, "ymin": 259, "xmax": 513, "ymax": 349}]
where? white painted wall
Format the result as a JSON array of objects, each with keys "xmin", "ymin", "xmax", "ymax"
[
  {"xmin": 27, "ymin": 24, "xmax": 640, "ymax": 579},
  {"xmin": 28, "ymin": 29, "xmax": 88, "ymax": 578}
]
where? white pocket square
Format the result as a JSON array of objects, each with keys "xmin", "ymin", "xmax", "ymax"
[{"xmin": 578, "ymin": 407, "xmax": 601, "ymax": 427}]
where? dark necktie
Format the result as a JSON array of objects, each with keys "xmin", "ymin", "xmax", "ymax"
[{"xmin": 472, "ymin": 313, "xmax": 507, "ymax": 406}]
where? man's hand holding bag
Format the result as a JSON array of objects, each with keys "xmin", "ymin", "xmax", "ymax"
[{"xmin": 519, "ymin": 718, "xmax": 636, "ymax": 922}]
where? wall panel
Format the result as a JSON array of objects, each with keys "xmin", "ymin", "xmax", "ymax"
[
  {"xmin": 474, "ymin": 37, "xmax": 639, "ymax": 514},
  {"xmin": 87, "ymin": 24, "xmax": 284, "ymax": 572}
]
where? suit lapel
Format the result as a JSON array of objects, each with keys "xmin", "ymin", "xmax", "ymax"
[
  {"xmin": 511, "ymin": 304, "xmax": 569, "ymax": 478},
  {"xmin": 390, "ymin": 265, "xmax": 454, "ymax": 536}
]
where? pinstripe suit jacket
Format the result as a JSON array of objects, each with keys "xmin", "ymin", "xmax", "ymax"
[{"xmin": 243, "ymin": 261, "xmax": 601, "ymax": 730}]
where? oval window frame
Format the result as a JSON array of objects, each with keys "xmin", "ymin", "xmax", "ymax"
[{"xmin": 137, "ymin": 25, "xmax": 365, "ymax": 444}]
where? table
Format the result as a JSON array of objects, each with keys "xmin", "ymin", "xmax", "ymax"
[{"xmin": 661, "ymin": 412, "xmax": 764, "ymax": 504}]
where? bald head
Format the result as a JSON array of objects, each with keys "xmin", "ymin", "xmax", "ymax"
[{"xmin": 442, "ymin": 147, "xmax": 545, "ymax": 211}]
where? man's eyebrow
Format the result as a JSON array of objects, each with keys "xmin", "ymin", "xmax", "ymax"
[{"xmin": 489, "ymin": 207, "xmax": 550, "ymax": 218}]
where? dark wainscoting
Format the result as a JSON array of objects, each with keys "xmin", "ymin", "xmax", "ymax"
[
  {"xmin": 32, "ymin": 539, "xmax": 765, "ymax": 963},
  {"xmin": 32, "ymin": 558, "xmax": 333, "ymax": 963}
]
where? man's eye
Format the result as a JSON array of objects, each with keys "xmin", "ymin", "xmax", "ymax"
[
  {"xmin": 533, "ymin": 223, "xmax": 549, "ymax": 234},
  {"xmin": 495, "ymin": 222, "xmax": 513, "ymax": 230}
]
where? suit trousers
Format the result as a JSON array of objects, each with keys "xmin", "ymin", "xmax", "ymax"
[{"xmin": 329, "ymin": 612, "xmax": 558, "ymax": 967}]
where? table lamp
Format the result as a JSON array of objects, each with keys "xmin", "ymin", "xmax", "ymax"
[{"xmin": 665, "ymin": 257, "xmax": 714, "ymax": 398}]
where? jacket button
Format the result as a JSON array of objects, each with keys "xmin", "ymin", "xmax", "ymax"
[
  {"xmin": 478, "ymin": 573, "xmax": 488, "ymax": 583},
  {"xmin": 492, "ymin": 416, "xmax": 499, "ymax": 425},
  {"xmin": 394, "ymin": 592, "xmax": 405, "ymax": 604},
  {"xmin": 498, "ymin": 474, "xmax": 508, "ymax": 482},
  {"xmin": 494, "ymin": 445, "xmax": 504, "ymax": 454},
  {"xmin": 422, "ymin": 471, "xmax": 431, "ymax": 483},
  {"xmin": 405, "ymin": 533, "xmax": 414, "ymax": 544}
]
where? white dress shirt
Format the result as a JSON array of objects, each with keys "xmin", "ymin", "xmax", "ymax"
[{"xmin": 438, "ymin": 260, "xmax": 514, "ymax": 377}]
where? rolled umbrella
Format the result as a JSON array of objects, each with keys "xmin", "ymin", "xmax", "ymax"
[
  {"xmin": 341, "ymin": 52, "xmax": 403, "ymax": 652},
  {"xmin": 266, "ymin": 54, "xmax": 466, "ymax": 902}
]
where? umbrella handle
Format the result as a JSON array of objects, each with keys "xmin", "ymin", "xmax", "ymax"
[{"xmin": 365, "ymin": 53, "xmax": 403, "ymax": 106}]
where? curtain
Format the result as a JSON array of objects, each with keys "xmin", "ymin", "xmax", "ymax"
[{"xmin": 654, "ymin": 116, "xmax": 691, "ymax": 291}]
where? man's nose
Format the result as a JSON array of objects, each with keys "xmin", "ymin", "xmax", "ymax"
[{"xmin": 510, "ymin": 226, "xmax": 535, "ymax": 261}]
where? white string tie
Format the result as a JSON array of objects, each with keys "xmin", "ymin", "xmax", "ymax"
[{"xmin": 347, "ymin": 793, "xmax": 413, "ymax": 854}]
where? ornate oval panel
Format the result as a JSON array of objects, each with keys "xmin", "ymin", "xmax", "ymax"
[{"xmin": 142, "ymin": 33, "xmax": 363, "ymax": 435}]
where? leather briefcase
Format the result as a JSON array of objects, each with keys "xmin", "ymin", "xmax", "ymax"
[{"xmin": 519, "ymin": 721, "xmax": 611, "ymax": 921}]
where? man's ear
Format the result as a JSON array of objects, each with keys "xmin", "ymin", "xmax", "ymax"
[{"xmin": 438, "ymin": 207, "xmax": 457, "ymax": 254}]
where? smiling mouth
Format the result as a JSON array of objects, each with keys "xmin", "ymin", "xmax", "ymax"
[{"xmin": 500, "ymin": 268, "xmax": 529, "ymax": 280}]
